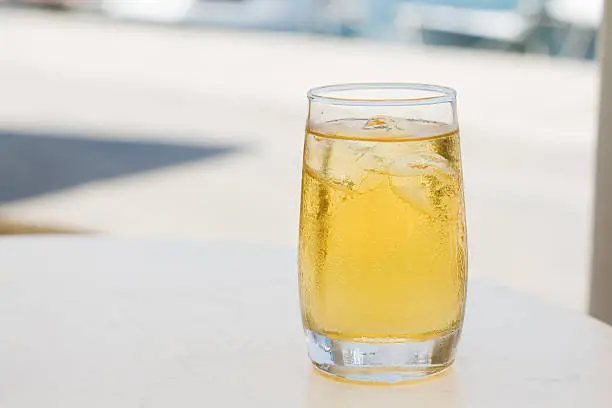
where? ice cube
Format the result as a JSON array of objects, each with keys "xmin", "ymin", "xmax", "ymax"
[
  {"xmin": 305, "ymin": 136, "xmax": 379, "ymax": 192},
  {"xmin": 389, "ymin": 152, "xmax": 457, "ymax": 214},
  {"xmin": 363, "ymin": 115, "xmax": 398, "ymax": 131},
  {"xmin": 391, "ymin": 175, "xmax": 433, "ymax": 214},
  {"xmin": 388, "ymin": 152, "xmax": 452, "ymax": 177}
]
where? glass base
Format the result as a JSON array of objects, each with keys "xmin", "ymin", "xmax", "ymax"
[{"xmin": 306, "ymin": 329, "xmax": 460, "ymax": 384}]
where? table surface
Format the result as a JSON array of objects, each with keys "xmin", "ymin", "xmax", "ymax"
[{"xmin": 0, "ymin": 237, "xmax": 611, "ymax": 407}]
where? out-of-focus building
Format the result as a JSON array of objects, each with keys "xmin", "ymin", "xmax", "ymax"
[{"xmin": 2, "ymin": 0, "xmax": 602, "ymax": 60}]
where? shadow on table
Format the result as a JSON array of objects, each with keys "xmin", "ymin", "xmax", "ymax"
[
  {"xmin": 0, "ymin": 129, "xmax": 241, "ymax": 235},
  {"xmin": 0, "ymin": 129, "xmax": 240, "ymax": 204}
]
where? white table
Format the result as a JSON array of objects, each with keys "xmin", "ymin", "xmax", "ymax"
[{"xmin": 0, "ymin": 237, "xmax": 611, "ymax": 407}]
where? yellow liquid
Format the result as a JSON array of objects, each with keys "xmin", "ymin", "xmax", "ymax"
[{"xmin": 299, "ymin": 119, "xmax": 467, "ymax": 342}]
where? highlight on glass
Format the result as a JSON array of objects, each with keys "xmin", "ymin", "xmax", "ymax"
[{"xmin": 298, "ymin": 83, "xmax": 467, "ymax": 383}]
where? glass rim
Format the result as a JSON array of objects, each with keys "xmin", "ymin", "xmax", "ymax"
[{"xmin": 307, "ymin": 83, "xmax": 456, "ymax": 107}]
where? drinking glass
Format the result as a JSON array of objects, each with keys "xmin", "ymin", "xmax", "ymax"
[{"xmin": 298, "ymin": 83, "xmax": 467, "ymax": 383}]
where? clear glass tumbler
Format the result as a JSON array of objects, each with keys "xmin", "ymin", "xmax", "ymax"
[{"xmin": 298, "ymin": 83, "xmax": 467, "ymax": 383}]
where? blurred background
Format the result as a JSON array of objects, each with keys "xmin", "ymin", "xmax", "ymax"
[{"xmin": 0, "ymin": 0, "xmax": 600, "ymax": 311}]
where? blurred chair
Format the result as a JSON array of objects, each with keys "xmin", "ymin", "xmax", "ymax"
[
  {"xmin": 545, "ymin": 0, "xmax": 602, "ymax": 59},
  {"xmin": 395, "ymin": 0, "xmax": 547, "ymax": 51}
]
